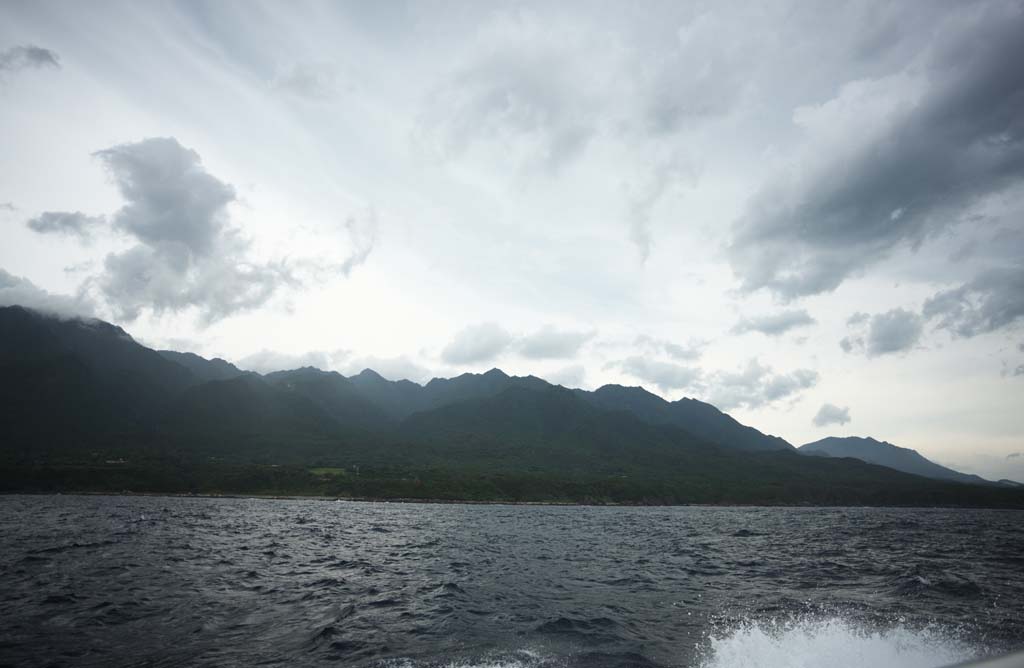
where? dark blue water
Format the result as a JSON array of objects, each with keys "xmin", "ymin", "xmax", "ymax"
[{"xmin": 0, "ymin": 496, "xmax": 1022, "ymax": 668}]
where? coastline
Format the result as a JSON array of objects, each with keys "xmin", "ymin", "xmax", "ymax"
[{"xmin": 4, "ymin": 490, "xmax": 1022, "ymax": 510}]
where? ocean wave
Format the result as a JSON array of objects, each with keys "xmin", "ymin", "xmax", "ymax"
[{"xmin": 699, "ymin": 616, "xmax": 978, "ymax": 668}]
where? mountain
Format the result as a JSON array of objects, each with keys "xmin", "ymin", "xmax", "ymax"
[
  {"xmin": 158, "ymin": 350, "xmax": 244, "ymax": 383},
  {"xmin": 799, "ymin": 436, "xmax": 990, "ymax": 485},
  {"xmin": 0, "ymin": 305, "xmax": 195, "ymax": 450},
  {"xmin": 0, "ymin": 306, "xmax": 194, "ymax": 400},
  {"xmin": 343, "ymin": 367, "xmax": 551, "ymax": 420},
  {"xmin": 158, "ymin": 373, "xmax": 376, "ymax": 463},
  {"xmin": 345, "ymin": 368, "xmax": 425, "ymax": 419},
  {"xmin": 264, "ymin": 367, "xmax": 391, "ymax": 431},
  {"xmin": 339, "ymin": 367, "xmax": 790, "ymax": 453},
  {"xmin": 396, "ymin": 384, "xmax": 719, "ymax": 474},
  {"xmin": 2, "ymin": 305, "xmax": 1022, "ymax": 507},
  {"xmin": 577, "ymin": 384, "xmax": 793, "ymax": 452},
  {"xmin": 419, "ymin": 368, "xmax": 551, "ymax": 414}
]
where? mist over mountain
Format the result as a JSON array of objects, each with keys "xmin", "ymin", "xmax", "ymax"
[{"xmin": 1, "ymin": 305, "xmax": 1020, "ymax": 507}]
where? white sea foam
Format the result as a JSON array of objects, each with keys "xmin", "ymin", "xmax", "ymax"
[
  {"xmin": 384, "ymin": 619, "xmax": 984, "ymax": 668},
  {"xmin": 700, "ymin": 616, "xmax": 978, "ymax": 668}
]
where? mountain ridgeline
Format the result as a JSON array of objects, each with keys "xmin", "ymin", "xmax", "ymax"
[
  {"xmin": 799, "ymin": 437, "xmax": 989, "ymax": 485},
  {"xmin": 1, "ymin": 305, "xmax": 1020, "ymax": 507}
]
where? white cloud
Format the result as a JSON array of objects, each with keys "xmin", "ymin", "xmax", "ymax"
[
  {"xmin": 813, "ymin": 403, "xmax": 851, "ymax": 427},
  {"xmin": 441, "ymin": 322, "xmax": 514, "ymax": 365},
  {"xmin": 733, "ymin": 309, "xmax": 816, "ymax": 336},
  {"xmin": 704, "ymin": 359, "xmax": 818, "ymax": 411},
  {"xmin": 615, "ymin": 356, "xmax": 701, "ymax": 392},
  {"xmin": 237, "ymin": 348, "xmax": 350, "ymax": 374},
  {"xmin": 0, "ymin": 269, "xmax": 92, "ymax": 319},
  {"xmin": 519, "ymin": 325, "xmax": 593, "ymax": 359}
]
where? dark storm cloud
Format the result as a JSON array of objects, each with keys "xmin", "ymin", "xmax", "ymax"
[
  {"xmin": 841, "ymin": 308, "xmax": 923, "ymax": 357},
  {"xmin": 27, "ymin": 211, "xmax": 105, "ymax": 240},
  {"xmin": 728, "ymin": 4, "xmax": 1024, "ymax": 299},
  {"xmin": 813, "ymin": 403, "xmax": 851, "ymax": 427},
  {"xmin": 0, "ymin": 45, "xmax": 60, "ymax": 72},
  {"xmin": 519, "ymin": 325, "xmax": 593, "ymax": 359},
  {"xmin": 440, "ymin": 322, "xmax": 514, "ymax": 365},
  {"xmin": 732, "ymin": 309, "xmax": 816, "ymax": 336},
  {"xmin": 922, "ymin": 266, "xmax": 1024, "ymax": 338}
]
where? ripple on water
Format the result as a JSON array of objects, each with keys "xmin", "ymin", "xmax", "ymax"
[{"xmin": 0, "ymin": 497, "xmax": 1020, "ymax": 668}]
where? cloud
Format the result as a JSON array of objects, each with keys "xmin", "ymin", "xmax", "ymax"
[
  {"xmin": 728, "ymin": 4, "xmax": 1024, "ymax": 299},
  {"xmin": 813, "ymin": 403, "xmax": 851, "ymax": 427},
  {"xmin": 847, "ymin": 312, "xmax": 870, "ymax": 326},
  {"xmin": 519, "ymin": 325, "xmax": 593, "ymax": 359},
  {"xmin": 0, "ymin": 45, "xmax": 60, "ymax": 73},
  {"xmin": 704, "ymin": 359, "xmax": 818, "ymax": 411},
  {"xmin": 623, "ymin": 150, "xmax": 696, "ymax": 261},
  {"xmin": 441, "ymin": 322, "xmax": 514, "ymax": 365},
  {"xmin": 238, "ymin": 349, "xmax": 432, "ymax": 384},
  {"xmin": 545, "ymin": 364, "xmax": 585, "ymax": 388},
  {"xmin": 922, "ymin": 266, "xmax": 1024, "ymax": 338},
  {"xmin": 343, "ymin": 355, "xmax": 433, "ymax": 384},
  {"xmin": 419, "ymin": 13, "xmax": 603, "ymax": 171},
  {"xmin": 237, "ymin": 348, "xmax": 350, "ymax": 374},
  {"xmin": 0, "ymin": 268, "xmax": 92, "ymax": 318},
  {"xmin": 0, "ymin": 202, "xmax": 15, "ymax": 211},
  {"xmin": 417, "ymin": 9, "xmax": 729, "ymax": 260},
  {"xmin": 271, "ymin": 62, "xmax": 347, "ymax": 100},
  {"xmin": 634, "ymin": 335, "xmax": 703, "ymax": 361},
  {"xmin": 339, "ymin": 210, "xmax": 378, "ymax": 276},
  {"xmin": 26, "ymin": 211, "xmax": 105, "ymax": 240},
  {"xmin": 842, "ymin": 307, "xmax": 923, "ymax": 357},
  {"xmin": 95, "ymin": 138, "xmax": 237, "ymax": 252},
  {"xmin": 732, "ymin": 309, "xmax": 816, "ymax": 336},
  {"xmin": 39, "ymin": 137, "xmax": 291, "ymax": 324},
  {"xmin": 1009, "ymin": 453, "xmax": 1022, "ymax": 460},
  {"xmin": 616, "ymin": 356, "xmax": 701, "ymax": 392}
]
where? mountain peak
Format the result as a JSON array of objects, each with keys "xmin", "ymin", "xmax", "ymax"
[
  {"xmin": 593, "ymin": 383, "xmax": 662, "ymax": 399},
  {"xmin": 799, "ymin": 436, "xmax": 988, "ymax": 485},
  {"xmin": 354, "ymin": 368, "xmax": 384, "ymax": 380}
]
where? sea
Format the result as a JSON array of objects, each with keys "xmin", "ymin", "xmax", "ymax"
[{"xmin": 0, "ymin": 495, "xmax": 1022, "ymax": 668}]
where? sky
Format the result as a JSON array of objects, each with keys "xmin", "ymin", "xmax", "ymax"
[{"xmin": 1, "ymin": 0, "xmax": 1022, "ymax": 480}]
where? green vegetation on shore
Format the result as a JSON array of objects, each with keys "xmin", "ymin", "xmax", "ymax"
[
  {"xmin": 3, "ymin": 305, "xmax": 1023, "ymax": 508},
  {"xmin": 4, "ymin": 453, "xmax": 1022, "ymax": 507}
]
